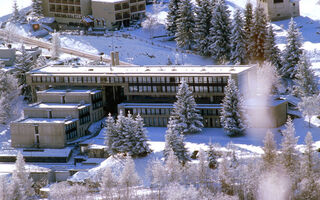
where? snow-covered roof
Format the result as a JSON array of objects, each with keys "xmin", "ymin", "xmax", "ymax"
[
  {"xmin": 37, "ymin": 88, "xmax": 101, "ymax": 95},
  {"xmin": 17, "ymin": 118, "xmax": 78, "ymax": 124},
  {"xmin": 119, "ymin": 103, "xmax": 222, "ymax": 109},
  {"xmin": 26, "ymin": 103, "xmax": 90, "ymax": 110},
  {"xmin": 244, "ymin": 97, "xmax": 287, "ymax": 107},
  {"xmin": 92, "ymin": 0, "xmax": 127, "ymax": 3},
  {"xmin": 29, "ymin": 64, "xmax": 255, "ymax": 76},
  {"xmin": 0, "ymin": 147, "xmax": 73, "ymax": 159},
  {"xmin": 38, "ymin": 17, "xmax": 56, "ymax": 24}
]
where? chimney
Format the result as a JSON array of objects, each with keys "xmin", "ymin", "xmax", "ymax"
[
  {"xmin": 115, "ymin": 51, "xmax": 120, "ymax": 65},
  {"xmin": 111, "ymin": 51, "xmax": 115, "ymax": 66}
]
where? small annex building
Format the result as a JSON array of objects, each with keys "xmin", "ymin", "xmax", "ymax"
[{"xmin": 258, "ymin": 0, "xmax": 300, "ymax": 21}]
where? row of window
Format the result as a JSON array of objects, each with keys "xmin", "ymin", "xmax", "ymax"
[
  {"xmin": 91, "ymin": 92, "xmax": 103, "ymax": 102},
  {"xmin": 79, "ymin": 115, "xmax": 91, "ymax": 125},
  {"xmin": 128, "ymin": 85, "xmax": 224, "ymax": 93},
  {"xmin": 127, "ymin": 107, "xmax": 219, "ymax": 116},
  {"xmin": 92, "ymin": 101, "xmax": 103, "ymax": 110},
  {"xmin": 66, "ymin": 130, "xmax": 77, "ymax": 140},
  {"xmin": 65, "ymin": 122, "xmax": 77, "ymax": 131},
  {"xmin": 79, "ymin": 107, "xmax": 90, "ymax": 117},
  {"xmin": 53, "ymin": 13, "xmax": 82, "ymax": 19},
  {"xmin": 31, "ymin": 76, "xmax": 229, "ymax": 85}
]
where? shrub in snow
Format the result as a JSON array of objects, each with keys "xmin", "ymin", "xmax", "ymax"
[
  {"xmin": 164, "ymin": 183, "xmax": 199, "ymax": 200},
  {"xmin": 193, "ymin": 0, "xmax": 213, "ymax": 56},
  {"xmin": 256, "ymin": 62, "xmax": 281, "ymax": 96},
  {"xmin": 171, "ymin": 79, "xmax": 203, "ymax": 134},
  {"xmin": 0, "ymin": 176, "xmax": 9, "ymax": 200},
  {"xmin": 230, "ymin": 9, "xmax": 247, "ymax": 65},
  {"xmin": 220, "ymin": 79, "xmax": 246, "ymax": 136},
  {"xmin": 175, "ymin": 0, "xmax": 194, "ymax": 50},
  {"xmin": 281, "ymin": 18, "xmax": 303, "ymax": 79},
  {"xmin": 165, "ymin": 150, "xmax": 183, "ymax": 183},
  {"xmin": 119, "ymin": 156, "xmax": 141, "ymax": 199},
  {"xmin": 166, "ymin": 0, "xmax": 181, "ymax": 36},
  {"xmin": 209, "ymin": 0, "xmax": 231, "ymax": 64},
  {"xmin": 100, "ymin": 166, "xmax": 118, "ymax": 199},
  {"xmin": 8, "ymin": 152, "xmax": 34, "ymax": 200},
  {"xmin": 3, "ymin": 23, "xmax": 19, "ymax": 43},
  {"xmin": 218, "ymin": 154, "xmax": 235, "ymax": 196},
  {"xmin": 142, "ymin": 2, "xmax": 163, "ymax": 39},
  {"xmin": 49, "ymin": 181, "xmax": 88, "ymax": 200},
  {"xmin": 298, "ymin": 95, "xmax": 320, "ymax": 127},
  {"xmin": 293, "ymin": 52, "xmax": 318, "ymax": 97},
  {"xmin": 248, "ymin": 4, "xmax": 268, "ymax": 63},
  {"xmin": 147, "ymin": 159, "xmax": 167, "ymax": 198},
  {"xmin": 51, "ymin": 31, "xmax": 61, "ymax": 60},
  {"xmin": 164, "ymin": 118, "xmax": 190, "ymax": 164}
]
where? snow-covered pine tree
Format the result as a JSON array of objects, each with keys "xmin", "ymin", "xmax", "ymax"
[
  {"xmin": 114, "ymin": 110, "xmax": 131, "ymax": 154},
  {"xmin": 209, "ymin": 0, "xmax": 231, "ymax": 64},
  {"xmin": 264, "ymin": 24, "xmax": 282, "ymax": 70},
  {"xmin": 280, "ymin": 117, "xmax": 299, "ymax": 176},
  {"xmin": 262, "ymin": 130, "xmax": 277, "ymax": 170},
  {"xmin": 119, "ymin": 156, "xmax": 141, "ymax": 199},
  {"xmin": 220, "ymin": 78, "xmax": 246, "ymax": 136},
  {"xmin": 165, "ymin": 149, "xmax": 183, "ymax": 183},
  {"xmin": 294, "ymin": 52, "xmax": 318, "ymax": 97},
  {"xmin": 193, "ymin": 0, "xmax": 213, "ymax": 56},
  {"xmin": 132, "ymin": 114, "xmax": 151, "ymax": 157},
  {"xmin": 249, "ymin": 4, "xmax": 268, "ymax": 63},
  {"xmin": 105, "ymin": 113, "xmax": 119, "ymax": 155},
  {"xmin": 0, "ymin": 176, "xmax": 9, "ymax": 200},
  {"xmin": 8, "ymin": 152, "xmax": 34, "ymax": 200},
  {"xmin": 207, "ymin": 142, "xmax": 218, "ymax": 169},
  {"xmin": 296, "ymin": 132, "xmax": 320, "ymax": 200},
  {"xmin": 230, "ymin": 9, "xmax": 247, "ymax": 65},
  {"xmin": 15, "ymin": 45, "xmax": 35, "ymax": 101},
  {"xmin": 31, "ymin": 0, "xmax": 43, "ymax": 19},
  {"xmin": 298, "ymin": 95, "xmax": 320, "ymax": 128},
  {"xmin": 11, "ymin": 0, "xmax": 20, "ymax": 23},
  {"xmin": 100, "ymin": 166, "xmax": 117, "ymax": 199},
  {"xmin": 243, "ymin": 1, "xmax": 253, "ymax": 57},
  {"xmin": 164, "ymin": 117, "xmax": 190, "ymax": 164},
  {"xmin": 166, "ymin": 0, "xmax": 181, "ymax": 36},
  {"xmin": 281, "ymin": 18, "xmax": 303, "ymax": 79},
  {"xmin": 171, "ymin": 79, "xmax": 203, "ymax": 134},
  {"xmin": 51, "ymin": 31, "xmax": 61, "ymax": 59},
  {"xmin": 175, "ymin": 0, "xmax": 194, "ymax": 50}
]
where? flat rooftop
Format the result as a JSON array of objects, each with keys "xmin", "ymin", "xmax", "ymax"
[
  {"xmin": 29, "ymin": 65, "xmax": 255, "ymax": 76},
  {"xmin": 17, "ymin": 118, "xmax": 78, "ymax": 124},
  {"xmin": 120, "ymin": 103, "xmax": 222, "ymax": 109},
  {"xmin": 37, "ymin": 88, "xmax": 101, "ymax": 95},
  {"xmin": 92, "ymin": 0, "xmax": 127, "ymax": 3},
  {"xmin": 27, "ymin": 103, "xmax": 90, "ymax": 109}
]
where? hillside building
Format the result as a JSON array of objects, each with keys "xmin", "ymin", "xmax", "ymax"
[
  {"xmin": 41, "ymin": 0, "xmax": 146, "ymax": 28},
  {"xmin": 258, "ymin": 0, "xmax": 300, "ymax": 21}
]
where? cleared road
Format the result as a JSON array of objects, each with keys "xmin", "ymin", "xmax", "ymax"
[{"xmin": 0, "ymin": 30, "xmax": 131, "ymax": 65}]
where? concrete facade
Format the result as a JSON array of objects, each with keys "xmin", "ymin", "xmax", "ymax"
[
  {"xmin": 0, "ymin": 48, "xmax": 16, "ymax": 66},
  {"xmin": 258, "ymin": 0, "xmax": 300, "ymax": 21}
]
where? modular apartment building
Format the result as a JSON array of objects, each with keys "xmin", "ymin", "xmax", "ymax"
[
  {"xmin": 11, "ymin": 89, "xmax": 104, "ymax": 148},
  {"xmin": 41, "ymin": 0, "xmax": 146, "ymax": 28},
  {"xmin": 26, "ymin": 64, "xmax": 257, "ymax": 128},
  {"xmin": 258, "ymin": 0, "xmax": 300, "ymax": 21}
]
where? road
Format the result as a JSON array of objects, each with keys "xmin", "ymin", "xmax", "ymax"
[{"xmin": 0, "ymin": 29, "xmax": 131, "ymax": 65}]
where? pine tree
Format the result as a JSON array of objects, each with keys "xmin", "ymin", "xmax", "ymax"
[
  {"xmin": 51, "ymin": 31, "xmax": 61, "ymax": 59},
  {"xmin": 175, "ymin": 0, "xmax": 194, "ymax": 50},
  {"xmin": 31, "ymin": 0, "xmax": 43, "ymax": 19},
  {"xmin": 244, "ymin": 1, "xmax": 253, "ymax": 57},
  {"xmin": 281, "ymin": 18, "xmax": 303, "ymax": 79},
  {"xmin": 105, "ymin": 113, "xmax": 118, "ymax": 155},
  {"xmin": 164, "ymin": 117, "xmax": 190, "ymax": 164},
  {"xmin": 209, "ymin": 0, "xmax": 231, "ymax": 64},
  {"xmin": 230, "ymin": 9, "xmax": 247, "ymax": 65},
  {"xmin": 249, "ymin": 4, "xmax": 268, "ymax": 63},
  {"xmin": 193, "ymin": 0, "xmax": 213, "ymax": 56},
  {"xmin": 119, "ymin": 156, "xmax": 141, "ymax": 199},
  {"xmin": 262, "ymin": 130, "xmax": 277, "ymax": 169},
  {"xmin": 297, "ymin": 132, "xmax": 320, "ymax": 200},
  {"xmin": 166, "ymin": 0, "xmax": 181, "ymax": 36},
  {"xmin": 220, "ymin": 79, "xmax": 246, "ymax": 136},
  {"xmin": 171, "ymin": 79, "xmax": 203, "ymax": 135},
  {"xmin": 8, "ymin": 152, "xmax": 34, "ymax": 200},
  {"xmin": 132, "ymin": 114, "xmax": 151, "ymax": 157},
  {"xmin": 280, "ymin": 117, "xmax": 299, "ymax": 176},
  {"xmin": 207, "ymin": 142, "xmax": 218, "ymax": 169},
  {"xmin": 15, "ymin": 45, "xmax": 35, "ymax": 101},
  {"xmin": 298, "ymin": 95, "xmax": 320, "ymax": 128},
  {"xmin": 294, "ymin": 52, "xmax": 318, "ymax": 97},
  {"xmin": 100, "ymin": 166, "xmax": 117, "ymax": 199},
  {"xmin": 264, "ymin": 24, "xmax": 282, "ymax": 70},
  {"xmin": 0, "ymin": 176, "xmax": 9, "ymax": 200},
  {"xmin": 11, "ymin": 0, "xmax": 20, "ymax": 23},
  {"xmin": 197, "ymin": 149, "xmax": 210, "ymax": 186}
]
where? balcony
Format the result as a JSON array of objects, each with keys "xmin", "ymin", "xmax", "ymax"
[
  {"xmin": 115, "ymin": 13, "xmax": 122, "ymax": 20},
  {"xmin": 115, "ymin": 4, "xmax": 122, "ymax": 11},
  {"xmin": 67, "ymin": 0, "xmax": 74, "ymax": 4},
  {"xmin": 75, "ymin": 0, "xmax": 80, "ymax": 5},
  {"xmin": 49, "ymin": 0, "xmax": 55, "ymax": 3},
  {"xmin": 130, "ymin": 0, "xmax": 137, "ymax": 3},
  {"xmin": 130, "ymin": 6, "xmax": 137, "ymax": 13},
  {"xmin": 138, "ymin": 4, "xmax": 145, "ymax": 11},
  {"xmin": 122, "ymin": 3, "xmax": 129, "ymax": 9},
  {"xmin": 62, "ymin": 0, "xmax": 68, "ymax": 4},
  {"xmin": 56, "ymin": 0, "xmax": 62, "ymax": 3},
  {"xmin": 123, "ymin": 12, "xmax": 130, "ymax": 19}
]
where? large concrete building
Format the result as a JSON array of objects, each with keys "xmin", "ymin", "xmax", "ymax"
[
  {"xmin": 11, "ymin": 89, "xmax": 104, "ymax": 148},
  {"xmin": 258, "ymin": 0, "xmax": 300, "ymax": 21},
  {"xmin": 41, "ymin": 0, "xmax": 146, "ymax": 28}
]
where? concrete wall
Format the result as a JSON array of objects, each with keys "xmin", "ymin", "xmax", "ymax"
[
  {"xmin": 258, "ymin": 0, "xmax": 300, "ymax": 21},
  {"xmin": 37, "ymin": 93, "xmax": 91, "ymax": 104},
  {"xmin": 11, "ymin": 122, "xmax": 66, "ymax": 148},
  {"xmin": 24, "ymin": 107, "xmax": 79, "ymax": 119},
  {"xmin": 91, "ymin": 1, "xmax": 116, "ymax": 28},
  {"xmin": 0, "ymin": 48, "xmax": 16, "ymax": 66}
]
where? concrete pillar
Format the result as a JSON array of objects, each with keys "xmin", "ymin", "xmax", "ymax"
[
  {"xmin": 111, "ymin": 51, "xmax": 115, "ymax": 66},
  {"xmin": 115, "ymin": 52, "xmax": 120, "ymax": 65}
]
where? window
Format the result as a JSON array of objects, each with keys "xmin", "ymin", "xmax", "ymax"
[{"xmin": 274, "ymin": 0, "xmax": 283, "ymax": 3}]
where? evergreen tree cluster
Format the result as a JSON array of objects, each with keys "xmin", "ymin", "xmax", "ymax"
[{"xmin": 105, "ymin": 112, "xmax": 151, "ymax": 157}]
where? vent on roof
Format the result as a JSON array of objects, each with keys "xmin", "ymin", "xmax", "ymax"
[
  {"xmin": 88, "ymin": 69, "xmax": 94, "ymax": 71},
  {"xmin": 145, "ymin": 67, "xmax": 150, "ymax": 71},
  {"xmin": 201, "ymin": 68, "xmax": 206, "ymax": 72},
  {"xmin": 230, "ymin": 67, "xmax": 235, "ymax": 71},
  {"xmin": 171, "ymin": 67, "xmax": 177, "ymax": 71}
]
